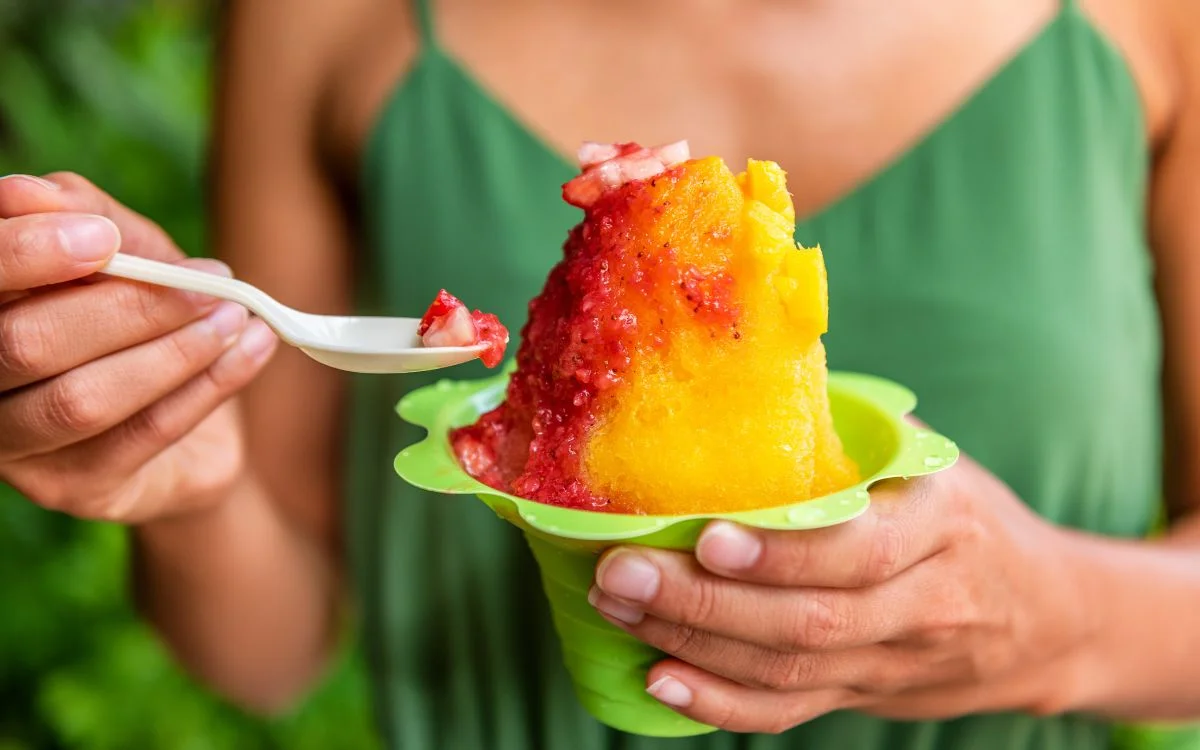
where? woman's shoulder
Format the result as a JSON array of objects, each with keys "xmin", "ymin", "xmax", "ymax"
[
  {"xmin": 217, "ymin": 0, "xmax": 417, "ymax": 182},
  {"xmin": 1082, "ymin": 0, "xmax": 1186, "ymax": 146},
  {"xmin": 308, "ymin": 0, "xmax": 424, "ymax": 187}
]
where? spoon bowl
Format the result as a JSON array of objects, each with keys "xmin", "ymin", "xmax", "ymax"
[
  {"xmin": 101, "ymin": 253, "xmax": 489, "ymax": 374},
  {"xmin": 292, "ymin": 313, "xmax": 485, "ymax": 373}
]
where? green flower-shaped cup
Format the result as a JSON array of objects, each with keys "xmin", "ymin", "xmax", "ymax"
[{"xmin": 394, "ymin": 369, "xmax": 959, "ymax": 737}]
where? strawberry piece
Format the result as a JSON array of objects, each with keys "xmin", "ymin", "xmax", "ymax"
[
  {"xmin": 562, "ymin": 140, "xmax": 691, "ymax": 209},
  {"xmin": 418, "ymin": 289, "xmax": 510, "ymax": 368},
  {"xmin": 418, "ymin": 289, "xmax": 465, "ymax": 336}
]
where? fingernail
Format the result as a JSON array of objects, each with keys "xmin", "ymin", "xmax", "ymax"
[
  {"xmin": 597, "ymin": 550, "xmax": 659, "ymax": 603},
  {"xmin": 57, "ymin": 214, "xmax": 120, "ymax": 261},
  {"xmin": 647, "ymin": 676, "xmax": 693, "ymax": 708},
  {"xmin": 0, "ymin": 174, "xmax": 60, "ymax": 191},
  {"xmin": 697, "ymin": 521, "xmax": 763, "ymax": 571},
  {"xmin": 238, "ymin": 319, "xmax": 278, "ymax": 361},
  {"xmin": 206, "ymin": 302, "xmax": 248, "ymax": 344},
  {"xmin": 588, "ymin": 586, "xmax": 645, "ymax": 625}
]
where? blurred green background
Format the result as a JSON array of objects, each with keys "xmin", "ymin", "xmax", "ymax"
[
  {"xmin": 1, "ymin": 3, "xmax": 1199, "ymax": 750},
  {"xmin": 0, "ymin": 1, "xmax": 379, "ymax": 748}
]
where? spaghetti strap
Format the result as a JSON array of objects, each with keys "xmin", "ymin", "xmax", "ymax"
[{"xmin": 412, "ymin": 0, "xmax": 436, "ymax": 44}]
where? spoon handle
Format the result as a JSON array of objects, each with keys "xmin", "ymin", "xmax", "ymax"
[
  {"xmin": 100, "ymin": 253, "xmax": 298, "ymax": 340},
  {"xmin": 100, "ymin": 253, "xmax": 314, "ymax": 343}
]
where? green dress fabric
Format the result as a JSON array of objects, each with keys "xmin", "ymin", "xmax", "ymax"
[{"xmin": 347, "ymin": 0, "xmax": 1159, "ymax": 746}]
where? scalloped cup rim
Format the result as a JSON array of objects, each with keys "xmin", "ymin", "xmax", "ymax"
[{"xmin": 393, "ymin": 368, "xmax": 960, "ymax": 542}]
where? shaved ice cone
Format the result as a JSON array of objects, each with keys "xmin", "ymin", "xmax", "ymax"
[{"xmin": 394, "ymin": 142, "xmax": 958, "ymax": 736}]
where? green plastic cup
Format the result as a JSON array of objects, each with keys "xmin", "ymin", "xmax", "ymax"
[{"xmin": 394, "ymin": 369, "xmax": 958, "ymax": 737}]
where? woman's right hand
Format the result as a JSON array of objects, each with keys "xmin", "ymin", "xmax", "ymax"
[{"xmin": 0, "ymin": 173, "xmax": 278, "ymax": 524}]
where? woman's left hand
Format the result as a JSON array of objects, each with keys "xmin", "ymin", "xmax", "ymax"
[{"xmin": 588, "ymin": 455, "xmax": 1094, "ymax": 734}]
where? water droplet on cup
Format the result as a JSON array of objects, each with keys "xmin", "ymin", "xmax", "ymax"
[
  {"xmin": 400, "ymin": 450, "xmax": 412, "ymax": 458},
  {"xmin": 924, "ymin": 456, "xmax": 944, "ymax": 468},
  {"xmin": 914, "ymin": 430, "xmax": 931, "ymax": 440},
  {"xmin": 435, "ymin": 381, "xmax": 451, "ymax": 392},
  {"xmin": 855, "ymin": 489, "xmax": 869, "ymax": 501}
]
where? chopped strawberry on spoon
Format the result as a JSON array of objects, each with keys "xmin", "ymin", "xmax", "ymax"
[{"xmin": 418, "ymin": 289, "xmax": 509, "ymax": 368}]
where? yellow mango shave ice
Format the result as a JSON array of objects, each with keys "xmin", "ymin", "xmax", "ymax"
[{"xmin": 452, "ymin": 142, "xmax": 859, "ymax": 514}]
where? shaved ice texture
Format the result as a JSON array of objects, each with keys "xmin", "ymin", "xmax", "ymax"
[{"xmin": 451, "ymin": 145, "xmax": 858, "ymax": 514}]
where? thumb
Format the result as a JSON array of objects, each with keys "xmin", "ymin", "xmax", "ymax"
[{"xmin": 0, "ymin": 212, "xmax": 121, "ymax": 292}]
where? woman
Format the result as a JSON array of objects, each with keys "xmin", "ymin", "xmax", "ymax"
[{"xmin": 0, "ymin": 0, "xmax": 1196, "ymax": 746}]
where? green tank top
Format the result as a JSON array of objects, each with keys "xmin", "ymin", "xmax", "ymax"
[{"xmin": 347, "ymin": 0, "xmax": 1160, "ymax": 747}]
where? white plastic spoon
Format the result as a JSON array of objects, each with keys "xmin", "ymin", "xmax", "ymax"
[{"xmin": 101, "ymin": 253, "xmax": 487, "ymax": 374}]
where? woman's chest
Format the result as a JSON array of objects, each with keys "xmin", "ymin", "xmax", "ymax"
[{"xmin": 328, "ymin": 0, "xmax": 1172, "ymax": 216}]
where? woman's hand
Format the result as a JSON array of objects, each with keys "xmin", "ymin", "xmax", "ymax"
[
  {"xmin": 588, "ymin": 455, "xmax": 1093, "ymax": 734},
  {"xmin": 0, "ymin": 173, "xmax": 278, "ymax": 523}
]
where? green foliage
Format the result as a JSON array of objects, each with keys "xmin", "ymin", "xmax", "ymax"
[
  {"xmin": 1114, "ymin": 725, "xmax": 1200, "ymax": 750},
  {"xmin": 0, "ymin": 0, "xmax": 209, "ymax": 252},
  {"xmin": 0, "ymin": 3, "xmax": 379, "ymax": 748}
]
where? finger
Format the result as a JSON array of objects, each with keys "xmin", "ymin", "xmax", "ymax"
[
  {"xmin": 0, "ymin": 258, "xmax": 230, "ymax": 392},
  {"xmin": 10, "ymin": 320, "xmax": 278, "ymax": 521},
  {"xmin": 593, "ymin": 548, "xmax": 919, "ymax": 651},
  {"xmin": 0, "ymin": 289, "xmax": 29, "ymax": 305},
  {"xmin": 643, "ymin": 659, "xmax": 849, "ymax": 735},
  {"xmin": 0, "ymin": 302, "xmax": 249, "ymax": 460},
  {"xmin": 0, "ymin": 212, "xmax": 121, "ymax": 292},
  {"xmin": 590, "ymin": 595, "xmax": 925, "ymax": 692},
  {"xmin": 0, "ymin": 172, "xmax": 182, "ymax": 262},
  {"xmin": 694, "ymin": 480, "xmax": 949, "ymax": 587}
]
